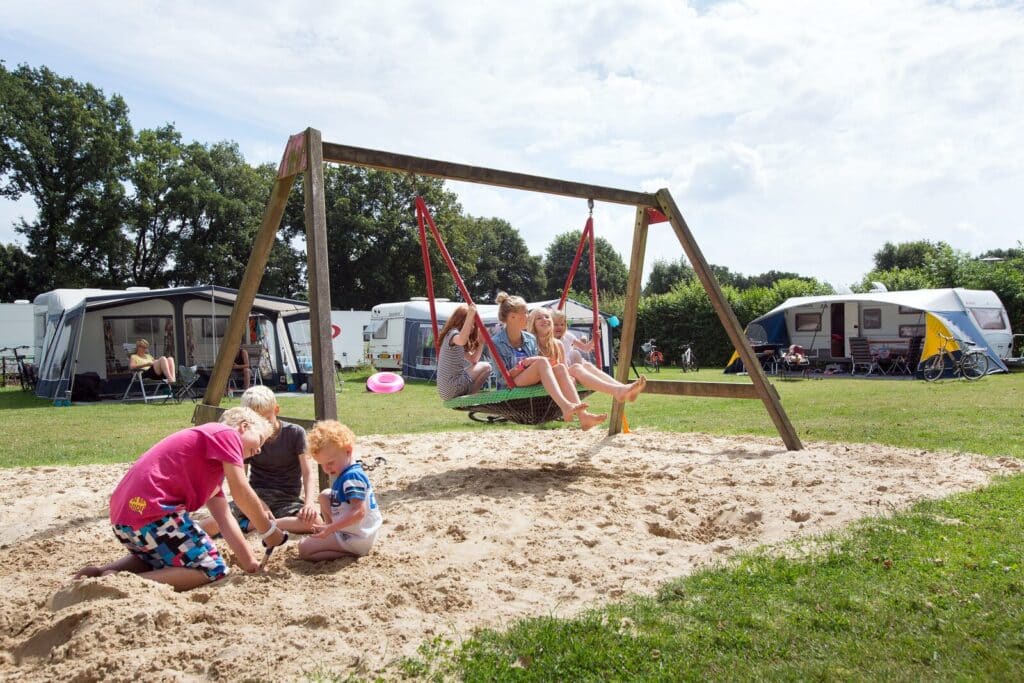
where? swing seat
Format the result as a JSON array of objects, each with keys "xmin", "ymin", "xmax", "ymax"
[{"xmin": 443, "ymin": 385, "xmax": 593, "ymax": 425}]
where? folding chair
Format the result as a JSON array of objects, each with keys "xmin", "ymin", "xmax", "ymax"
[
  {"xmin": 122, "ymin": 370, "xmax": 175, "ymax": 403},
  {"xmin": 176, "ymin": 365, "xmax": 202, "ymax": 402}
]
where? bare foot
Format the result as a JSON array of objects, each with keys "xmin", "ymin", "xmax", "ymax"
[
  {"xmin": 73, "ymin": 566, "xmax": 103, "ymax": 580},
  {"xmin": 562, "ymin": 402, "xmax": 590, "ymax": 422},
  {"xmin": 625, "ymin": 376, "xmax": 647, "ymax": 402},
  {"xmin": 578, "ymin": 410, "xmax": 608, "ymax": 431}
]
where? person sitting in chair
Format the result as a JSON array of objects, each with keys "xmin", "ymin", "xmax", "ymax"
[
  {"xmin": 784, "ymin": 344, "xmax": 808, "ymax": 366},
  {"xmin": 232, "ymin": 346, "xmax": 251, "ymax": 391},
  {"xmin": 130, "ymin": 338, "xmax": 176, "ymax": 384}
]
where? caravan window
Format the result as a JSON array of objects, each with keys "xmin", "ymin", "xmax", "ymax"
[
  {"xmin": 899, "ymin": 324, "xmax": 925, "ymax": 338},
  {"xmin": 370, "ymin": 319, "xmax": 389, "ymax": 340},
  {"xmin": 862, "ymin": 308, "xmax": 882, "ymax": 329},
  {"xmin": 794, "ymin": 313, "xmax": 821, "ymax": 332},
  {"xmin": 970, "ymin": 308, "xmax": 1007, "ymax": 330}
]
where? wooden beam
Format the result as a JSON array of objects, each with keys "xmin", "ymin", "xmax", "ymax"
[
  {"xmin": 304, "ymin": 128, "xmax": 338, "ymax": 425},
  {"xmin": 642, "ymin": 380, "xmax": 769, "ymax": 400},
  {"xmin": 655, "ymin": 189, "xmax": 803, "ymax": 450},
  {"xmin": 201, "ymin": 173, "xmax": 296, "ymax": 406},
  {"xmin": 193, "ymin": 403, "xmax": 314, "ymax": 431},
  {"xmin": 609, "ymin": 206, "xmax": 650, "ymax": 435},
  {"xmin": 321, "ymin": 142, "xmax": 658, "ymax": 207}
]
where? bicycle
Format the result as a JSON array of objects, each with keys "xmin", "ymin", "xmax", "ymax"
[
  {"xmin": 640, "ymin": 339, "xmax": 664, "ymax": 373},
  {"xmin": 0, "ymin": 345, "xmax": 36, "ymax": 392},
  {"xmin": 679, "ymin": 341, "xmax": 698, "ymax": 372},
  {"xmin": 922, "ymin": 332, "xmax": 988, "ymax": 382}
]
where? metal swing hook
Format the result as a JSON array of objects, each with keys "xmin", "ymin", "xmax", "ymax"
[{"xmin": 587, "ymin": 198, "xmax": 594, "ymax": 215}]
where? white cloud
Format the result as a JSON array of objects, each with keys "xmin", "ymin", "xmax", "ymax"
[{"xmin": 1, "ymin": 0, "xmax": 1022, "ymax": 291}]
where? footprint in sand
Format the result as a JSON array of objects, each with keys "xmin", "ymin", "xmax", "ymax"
[{"xmin": 49, "ymin": 580, "xmax": 131, "ymax": 612}]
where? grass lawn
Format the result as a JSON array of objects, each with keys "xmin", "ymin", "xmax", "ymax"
[{"xmin": 2, "ymin": 369, "xmax": 1022, "ymax": 679}]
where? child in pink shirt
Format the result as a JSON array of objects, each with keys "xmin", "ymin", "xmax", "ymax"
[{"xmin": 74, "ymin": 407, "xmax": 287, "ymax": 591}]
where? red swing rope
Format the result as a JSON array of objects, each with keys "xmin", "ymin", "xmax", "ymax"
[
  {"xmin": 414, "ymin": 197, "xmax": 517, "ymax": 388},
  {"xmin": 556, "ymin": 199, "xmax": 603, "ymax": 369}
]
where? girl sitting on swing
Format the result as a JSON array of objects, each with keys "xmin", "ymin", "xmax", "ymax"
[
  {"xmin": 491, "ymin": 293, "xmax": 606, "ymax": 430},
  {"xmin": 528, "ymin": 307, "xmax": 646, "ymax": 404},
  {"xmin": 436, "ymin": 303, "xmax": 494, "ymax": 401}
]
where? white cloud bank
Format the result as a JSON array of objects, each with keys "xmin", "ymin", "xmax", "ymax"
[{"xmin": 1, "ymin": 0, "xmax": 1022, "ymax": 290}]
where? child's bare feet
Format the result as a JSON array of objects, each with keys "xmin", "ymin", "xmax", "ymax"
[
  {"xmin": 578, "ymin": 410, "xmax": 607, "ymax": 431},
  {"xmin": 562, "ymin": 402, "xmax": 589, "ymax": 422},
  {"xmin": 625, "ymin": 376, "xmax": 646, "ymax": 402},
  {"xmin": 73, "ymin": 566, "xmax": 103, "ymax": 580}
]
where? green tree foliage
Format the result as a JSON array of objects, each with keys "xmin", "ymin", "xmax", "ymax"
[
  {"xmin": 0, "ymin": 63, "xmax": 134, "ymax": 290},
  {"xmin": 873, "ymin": 240, "xmax": 948, "ymax": 271},
  {"xmin": 168, "ymin": 142, "xmax": 304, "ymax": 294},
  {"xmin": 281, "ymin": 167, "xmax": 464, "ymax": 309},
  {"xmin": 456, "ymin": 215, "xmax": 545, "ymax": 302},
  {"xmin": 0, "ymin": 242, "xmax": 38, "ymax": 300},
  {"xmin": 544, "ymin": 231, "xmax": 629, "ymax": 298},
  {"xmin": 644, "ymin": 258, "xmax": 695, "ymax": 295}
]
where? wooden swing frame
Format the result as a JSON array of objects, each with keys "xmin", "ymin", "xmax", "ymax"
[{"xmin": 192, "ymin": 127, "xmax": 802, "ymax": 451}]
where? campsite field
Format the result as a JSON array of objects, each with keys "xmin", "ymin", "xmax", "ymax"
[
  {"xmin": 1, "ymin": 371, "xmax": 1022, "ymax": 680},
  {"xmin": 1, "ymin": 368, "xmax": 1022, "ymax": 467}
]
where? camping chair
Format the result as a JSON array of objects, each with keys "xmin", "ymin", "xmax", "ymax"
[
  {"xmin": 121, "ymin": 343, "xmax": 175, "ymax": 403},
  {"xmin": 241, "ymin": 344, "xmax": 264, "ymax": 387},
  {"xmin": 176, "ymin": 365, "xmax": 202, "ymax": 402},
  {"xmin": 849, "ymin": 337, "xmax": 881, "ymax": 376},
  {"xmin": 781, "ymin": 344, "xmax": 811, "ymax": 379}
]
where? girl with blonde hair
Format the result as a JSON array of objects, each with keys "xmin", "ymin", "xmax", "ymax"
[
  {"xmin": 491, "ymin": 293, "xmax": 605, "ymax": 430},
  {"xmin": 529, "ymin": 307, "xmax": 646, "ymax": 404}
]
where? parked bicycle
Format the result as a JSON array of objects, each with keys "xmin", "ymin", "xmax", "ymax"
[
  {"xmin": 679, "ymin": 341, "xmax": 698, "ymax": 372},
  {"xmin": 640, "ymin": 339, "xmax": 664, "ymax": 373},
  {"xmin": 0, "ymin": 345, "xmax": 37, "ymax": 391},
  {"xmin": 922, "ymin": 332, "xmax": 988, "ymax": 382}
]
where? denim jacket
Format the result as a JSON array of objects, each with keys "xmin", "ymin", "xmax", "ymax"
[{"xmin": 487, "ymin": 327, "xmax": 538, "ymax": 388}]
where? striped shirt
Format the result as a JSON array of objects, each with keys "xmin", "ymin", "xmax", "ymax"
[{"xmin": 437, "ymin": 329, "xmax": 474, "ymax": 400}]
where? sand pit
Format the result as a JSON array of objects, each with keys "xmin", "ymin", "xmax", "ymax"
[{"xmin": 1, "ymin": 429, "xmax": 1019, "ymax": 680}]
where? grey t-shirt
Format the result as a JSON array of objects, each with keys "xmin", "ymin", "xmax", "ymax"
[{"xmin": 247, "ymin": 421, "xmax": 308, "ymax": 498}]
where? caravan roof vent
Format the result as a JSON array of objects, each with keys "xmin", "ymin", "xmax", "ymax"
[
  {"xmin": 13, "ymin": 299, "xmax": 30, "ymax": 304},
  {"xmin": 868, "ymin": 281, "xmax": 888, "ymax": 293},
  {"xmin": 126, "ymin": 286, "xmax": 151, "ymax": 292}
]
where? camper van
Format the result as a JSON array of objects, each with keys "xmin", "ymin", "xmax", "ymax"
[
  {"xmin": 368, "ymin": 299, "xmax": 500, "ymax": 378},
  {"xmin": 726, "ymin": 288, "xmax": 1012, "ymax": 377},
  {"xmin": 330, "ymin": 310, "xmax": 371, "ymax": 369},
  {"xmin": 369, "ymin": 297, "xmax": 614, "ymax": 378}
]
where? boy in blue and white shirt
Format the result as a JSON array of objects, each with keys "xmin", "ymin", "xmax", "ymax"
[{"xmin": 298, "ymin": 421, "xmax": 383, "ymax": 560}]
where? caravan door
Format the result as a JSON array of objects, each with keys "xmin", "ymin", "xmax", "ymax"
[{"xmin": 368, "ymin": 307, "xmax": 404, "ymax": 370}]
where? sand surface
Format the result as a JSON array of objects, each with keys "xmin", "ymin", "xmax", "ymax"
[{"xmin": 0, "ymin": 429, "xmax": 1019, "ymax": 681}]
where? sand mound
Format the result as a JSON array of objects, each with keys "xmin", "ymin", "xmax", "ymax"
[{"xmin": 0, "ymin": 429, "xmax": 1018, "ymax": 680}]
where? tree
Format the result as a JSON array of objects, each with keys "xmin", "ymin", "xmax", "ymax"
[
  {"xmin": 124, "ymin": 125, "xmax": 185, "ymax": 287},
  {"xmin": 544, "ymin": 231, "xmax": 629, "ymax": 298},
  {"xmin": 169, "ymin": 142, "xmax": 305, "ymax": 296},
  {"xmin": 282, "ymin": 167, "xmax": 465, "ymax": 309},
  {"xmin": 0, "ymin": 63, "xmax": 134, "ymax": 290},
  {"xmin": 457, "ymin": 215, "xmax": 545, "ymax": 302},
  {"xmin": 0, "ymin": 242, "xmax": 37, "ymax": 301},
  {"xmin": 644, "ymin": 258, "xmax": 695, "ymax": 295},
  {"xmin": 873, "ymin": 240, "xmax": 948, "ymax": 271}
]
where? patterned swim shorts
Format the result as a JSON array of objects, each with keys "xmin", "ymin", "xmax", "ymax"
[{"xmin": 112, "ymin": 511, "xmax": 227, "ymax": 582}]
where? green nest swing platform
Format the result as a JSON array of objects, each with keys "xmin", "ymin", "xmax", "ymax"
[{"xmin": 443, "ymin": 385, "xmax": 593, "ymax": 425}]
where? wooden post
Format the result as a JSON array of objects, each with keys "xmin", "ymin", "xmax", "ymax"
[
  {"xmin": 655, "ymin": 189, "xmax": 802, "ymax": 450},
  {"xmin": 303, "ymin": 128, "xmax": 338, "ymax": 423},
  {"xmin": 201, "ymin": 174, "xmax": 296, "ymax": 406},
  {"xmin": 609, "ymin": 206, "xmax": 650, "ymax": 435}
]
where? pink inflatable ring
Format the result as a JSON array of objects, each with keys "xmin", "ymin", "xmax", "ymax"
[{"xmin": 366, "ymin": 371, "xmax": 405, "ymax": 394}]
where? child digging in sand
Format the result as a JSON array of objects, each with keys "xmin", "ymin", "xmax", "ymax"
[
  {"xmin": 73, "ymin": 407, "xmax": 286, "ymax": 591},
  {"xmin": 298, "ymin": 421, "xmax": 383, "ymax": 561}
]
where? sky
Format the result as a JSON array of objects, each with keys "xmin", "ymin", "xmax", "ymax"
[{"xmin": 1, "ymin": 0, "xmax": 1022, "ymax": 292}]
